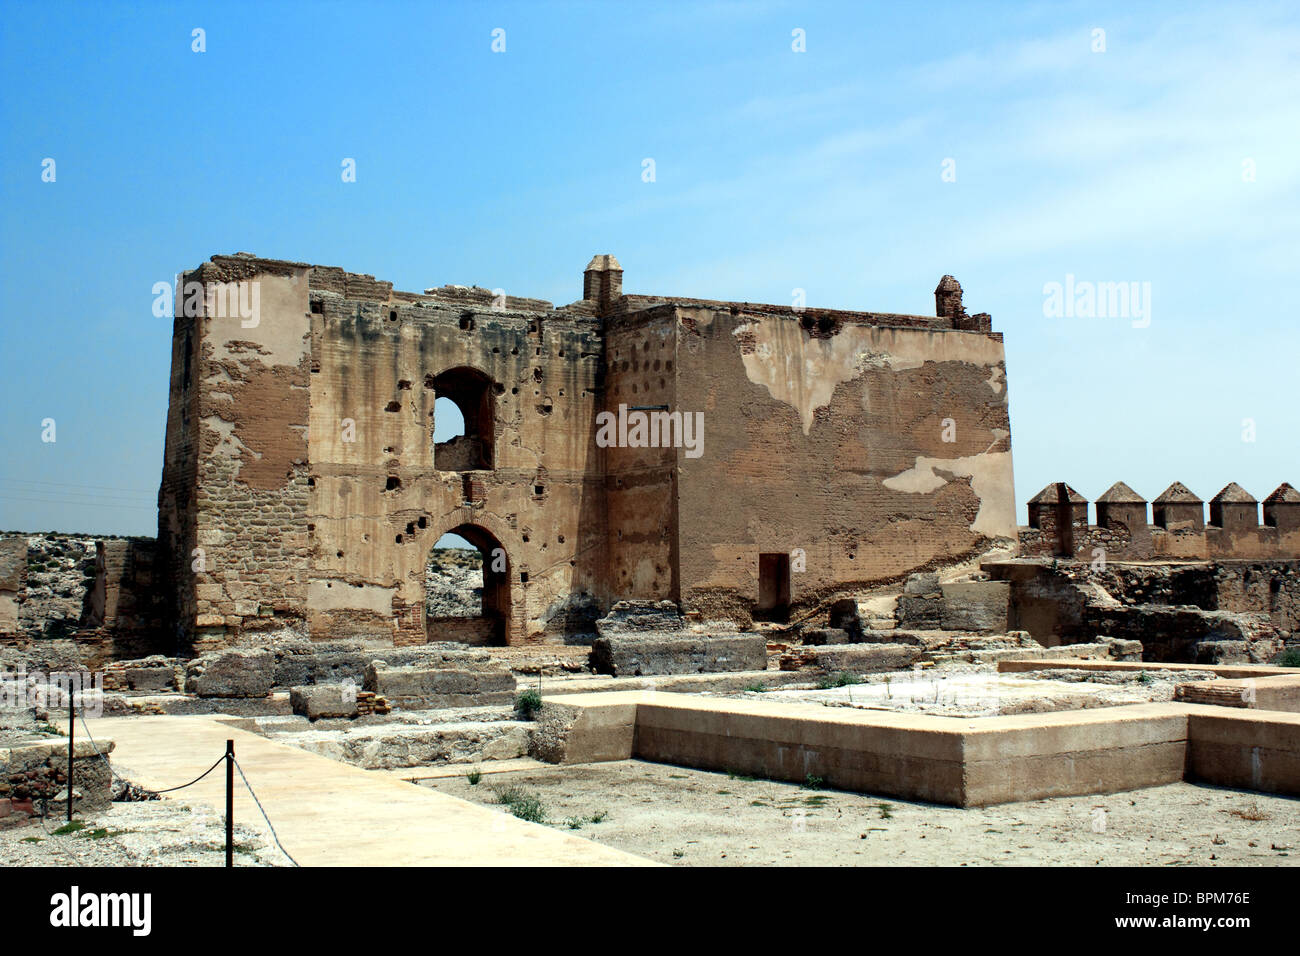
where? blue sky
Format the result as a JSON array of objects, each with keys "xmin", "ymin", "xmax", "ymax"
[{"xmin": 1, "ymin": 0, "xmax": 1297, "ymax": 537}]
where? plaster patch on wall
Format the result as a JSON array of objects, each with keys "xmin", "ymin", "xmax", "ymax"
[
  {"xmin": 308, "ymin": 578, "xmax": 395, "ymax": 614},
  {"xmin": 735, "ymin": 317, "xmax": 1006, "ymax": 435},
  {"xmin": 883, "ymin": 450, "xmax": 1017, "ymax": 539},
  {"xmin": 205, "ymin": 272, "xmax": 311, "ymax": 369}
]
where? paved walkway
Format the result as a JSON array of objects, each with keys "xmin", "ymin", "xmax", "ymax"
[{"xmin": 83, "ymin": 715, "xmax": 650, "ymax": 866}]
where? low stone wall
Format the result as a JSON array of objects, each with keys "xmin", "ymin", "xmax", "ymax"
[
  {"xmin": 0, "ymin": 736, "xmax": 114, "ymax": 824},
  {"xmin": 271, "ymin": 640, "xmax": 498, "ymax": 688},
  {"xmin": 987, "ymin": 559, "xmax": 1290, "ymax": 663}
]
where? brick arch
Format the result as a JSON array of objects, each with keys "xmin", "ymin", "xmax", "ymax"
[{"xmin": 424, "ymin": 510, "xmax": 524, "ymax": 645}]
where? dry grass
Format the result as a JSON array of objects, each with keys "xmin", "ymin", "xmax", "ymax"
[{"xmin": 1224, "ymin": 802, "xmax": 1270, "ymax": 822}]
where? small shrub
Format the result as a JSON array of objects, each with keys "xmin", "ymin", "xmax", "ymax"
[
  {"xmin": 564, "ymin": 816, "xmax": 585, "ymax": 830},
  {"xmin": 804, "ymin": 774, "xmax": 825, "ymax": 790},
  {"xmin": 492, "ymin": 784, "xmax": 546, "ymax": 824},
  {"xmin": 1279, "ymin": 648, "xmax": 1300, "ymax": 668},
  {"xmin": 491, "ymin": 784, "xmax": 525, "ymax": 805},
  {"xmin": 466, "ymin": 766, "xmax": 482, "ymax": 786},
  {"xmin": 515, "ymin": 689, "xmax": 544, "ymax": 719},
  {"xmin": 507, "ymin": 795, "xmax": 546, "ymax": 823},
  {"xmin": 743, "ymin": 683, "xmax": 767, "ymax": 693},
  {"xmin": 52, "ymin": 821, "xmax": 85, "ymax": 835},
  {"xmin": 588, "ymin": 810, "xmax": 607, "ymax": 824},
  {"xmin": 877, "ymin": 802, "xmax": 894, "ymax": 820},
  {"xmin": 20, "ymin": 836, "xmax": 43, "ymax": 844}
]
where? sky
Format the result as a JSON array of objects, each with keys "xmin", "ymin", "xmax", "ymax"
[{"xmin": 1, "ymin": 0, "xmax": 1297, "ymax": 538}]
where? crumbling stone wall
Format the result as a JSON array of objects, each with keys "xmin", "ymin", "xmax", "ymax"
[
  {"xmin": 988, "ymin": 558, "xmax": 1296, "ymax": 663},
  {"xmin": 0, "ymin": 534, "xmax": 165, "ymax": 667},
  {"xmin": 0, "ymin": 537, "xmax": 26, "ymax": 638}
]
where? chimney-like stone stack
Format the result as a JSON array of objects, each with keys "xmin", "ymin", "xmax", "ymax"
[{"xmin": 583, "ymin": 254, "xmax": 623, "ymax": 315}]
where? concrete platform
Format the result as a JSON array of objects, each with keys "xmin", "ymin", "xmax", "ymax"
[
  {"xmin": 83, "ymin": 715, "xmax": 651, "ymax": 866},
  {"xmin": 538, "ymin": 690, "xmax": 1300, "ymax": 807}
]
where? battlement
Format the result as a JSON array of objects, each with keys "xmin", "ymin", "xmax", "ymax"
[{"xmin": 1021, "ymin": 481, "xmax": 1300, "ymax": 561}]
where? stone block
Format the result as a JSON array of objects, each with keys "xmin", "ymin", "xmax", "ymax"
[
  {"xmin": 595, "ymin": 600, "xmax": 686, "ymax": 640},
  {"xmin": 808, "ymin": 642, "xmax": 922, "ymax": 673},
  {"xmin": 589, "ymin": 633, "xmax": 767, "ymax": 676},
  {"xmin": 289, "ymin": 684, "xmax": 359, "ymax": 720},
  {"xmin": 939, "ymin": 581, "xmax": 1010, "ymax": 633},
  {"xmin": 904, "ymin": 572, "xmax": 940, "ymax": 595},
  {"xmin": 363, "ymin": 661, "xmax": 516, "ymax": 708},
  {"xmin": 184, "ymin": 648, "xmax": 273, "ymax": 698}
]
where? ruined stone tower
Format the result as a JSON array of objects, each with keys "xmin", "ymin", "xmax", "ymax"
[{"xmin": 157, "ymin": 254, "xmax": 1016, "ymax": 649}]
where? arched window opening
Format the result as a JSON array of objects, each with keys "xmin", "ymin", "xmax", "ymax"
[{"xmin": 432, "ymin": 367, "xmax": 494, "ymax": 471}]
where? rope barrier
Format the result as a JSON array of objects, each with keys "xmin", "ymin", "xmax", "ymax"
[
  {"xmin": 231, "ymin": 757, "xmax": 300, "ymax": 867},
  {"xmin": 50, "ymin": 708, "xmax": 301, "ymax": 867}
]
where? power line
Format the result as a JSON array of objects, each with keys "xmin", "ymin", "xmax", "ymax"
[
  {"xmin": 0, "ymin": 494, "xmax": 156, "ymax": 511},
  {"xmin": 0, "ymin": 477, "xmax": 156, "ymax": 497}
]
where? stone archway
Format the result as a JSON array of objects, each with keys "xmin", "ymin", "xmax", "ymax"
[{"xmin": 425, "ymin": 522, "xmax": 511, "ymax": 645}]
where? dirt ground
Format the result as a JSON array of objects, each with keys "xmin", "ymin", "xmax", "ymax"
[{"xmin": 426, "ymin": 760, "xmax": 1300, "ymax": 866}]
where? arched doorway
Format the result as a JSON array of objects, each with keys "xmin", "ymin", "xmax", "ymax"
[{"xmin": 425, "ymin": 523, "xmax": 510, "ymax": 645}]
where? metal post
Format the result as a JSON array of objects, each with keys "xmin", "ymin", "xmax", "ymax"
[
  {"xmin": 225, "ymin": 739, "xmax": 234, "ymax": 868},
  {"xmin": 67, "ymin": 691, "xmax": 75, "ymax": 823}
]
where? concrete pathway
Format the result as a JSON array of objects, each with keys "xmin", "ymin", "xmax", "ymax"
[{"xmin": 84, "ymin": 715, "xmax": 651, "ymax": 866}]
